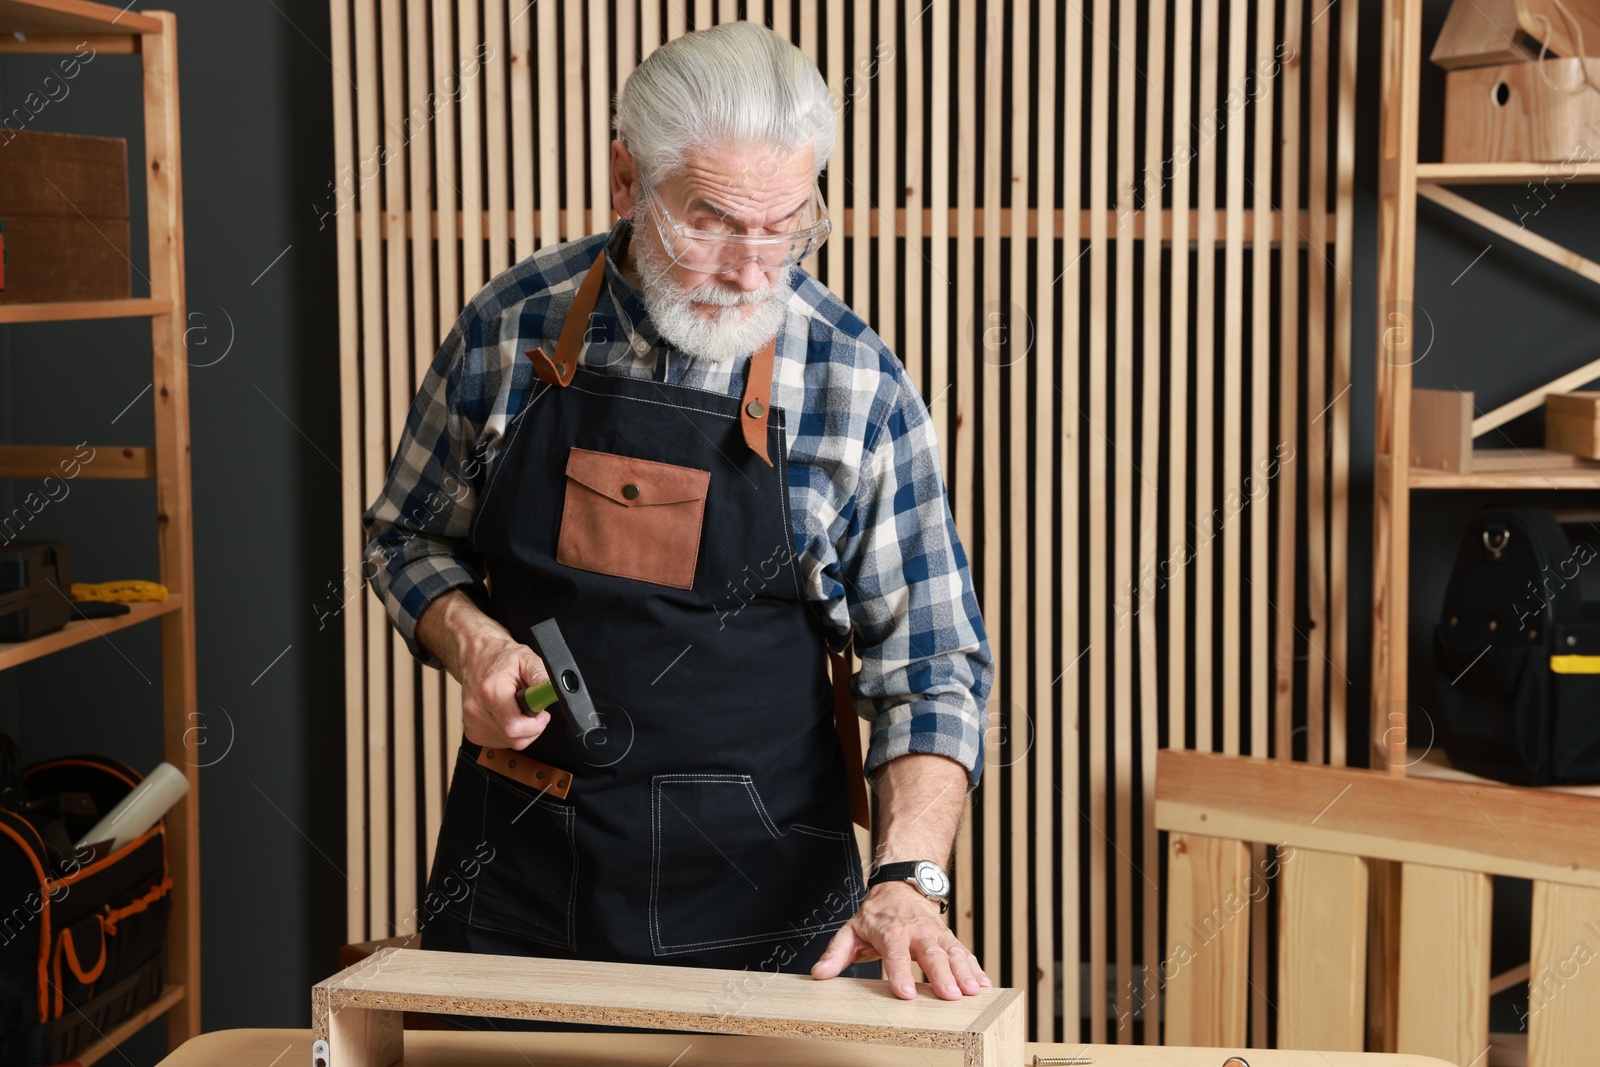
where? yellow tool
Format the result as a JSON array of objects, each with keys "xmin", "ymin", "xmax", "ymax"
[{"xmin": 71, "ymin": 580, "xmax": 169, "ymax": 603}]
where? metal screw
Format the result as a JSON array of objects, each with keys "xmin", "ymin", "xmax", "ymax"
[{"xmin": 1033, "ymin": 1058, "xmax": 1095, "ymax": 1066}]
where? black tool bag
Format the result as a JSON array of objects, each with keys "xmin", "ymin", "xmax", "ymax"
[
  {"xmin": 1433, "ymin": 505, "xmax": 1600, "ymax": 785},
  {"xmin": 0, "ymin": 748, "xmax": 172, "ymax": 1066}
]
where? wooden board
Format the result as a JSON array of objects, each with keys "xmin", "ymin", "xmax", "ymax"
[
  {"xmin": 1162, "ymin": 833, "xmax": 1249, "ymax": 1047},
  {"xmin": 312, "ymin": 949, "xmax": 1025, "ymax": 1067},
  {"xmin": 1545, "ymin": 391, "xmax": 1600, "ymax": 459},
  {"xmin": 159, "ymin": 1027, "xmax": 1466, "ymax": 1065},
  {"xmin": 1431, "ymin": 0, "xmax": 1600, "ymax": 70},
  {"xmin": 1528, "ymin": 881, "xmax": 1600, "ymax": 1066},
  {"xmin": 1443, "ymin": 59, "xmax": 1600, "ymax": 164},
  {"xmin": 1156, "ymin": 749, "xmax": 1600, "ymax": 890},
  {"xmin": 1409, "ymin": 388, "xmax": 1474, "ymax": 472},
  {"xmin": 1396, "ymin": 865, "xmax": 1491, "ymax": 1067},
  {"xmin": 1278, "ymin": 848, "xmax": 1368, "ymax": 1051}
]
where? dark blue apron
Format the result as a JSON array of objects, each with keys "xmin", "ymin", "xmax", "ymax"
[{"xmin": 421, "ymin": 249, "xmax": 869, "ymax": 982}]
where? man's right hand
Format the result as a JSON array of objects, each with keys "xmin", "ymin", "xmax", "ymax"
[{"xmin": 415, "ymin": 589, "xmax": 552, "ymax": 751}]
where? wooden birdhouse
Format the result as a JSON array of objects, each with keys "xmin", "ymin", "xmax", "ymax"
[{"xmin": 1434, "ymin": 0, "xmax": 1600, "ymax": 162}]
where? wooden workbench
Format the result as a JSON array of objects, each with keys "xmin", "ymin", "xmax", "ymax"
[{"xmin": 157, "ymin": 1029, "xmax": 1457, "ymax": 1065}]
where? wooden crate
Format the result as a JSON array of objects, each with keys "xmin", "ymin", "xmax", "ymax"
[
  {"xmin": 0, "ymin": 130, "xmax": 130, "ymax": 303},
  {"xmin": 1444, "ymin": 58, "xmax": 1600, "ymax": 163},
  {"xmin": 1547, "ymin": 391, "xmax": 1600, "ymax": 459},
  {"xmin": 310, "ymin": 948, "xmax": 1025, "ymax": 1067}
]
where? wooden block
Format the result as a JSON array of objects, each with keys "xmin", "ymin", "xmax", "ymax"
[
  {"xmin": 1546, "ymin": 392, "xmax": 1600, "ymax": 460},
  {"xmin": 1528, "ymin": 882, "xmax": 1600, "ymax": 1066},
  {"xmin": 310, "ymin": 948, "xmax": 1025, "ymax": 1067},
  {"xmin": 1410, "ymin": 389, "xmax": 1475, "ymax": 472},
  {"xmin": 0, "ymin": 131, "xmax": 128, "ymax": 217},
  {"xmin": 1162, "ymin": 833, "xmax": 1250, "ymax": 1047},
  {"xmin": 0, "ymin": 215, "xmax": 131, "ymax": 302},
  {"xmin": 1279, "ymin": 849, "xmax": 1369, "ymax": 1052},
  {"xmin": 1396, "ymin": 864, "xmax": 1491, "ymax": 1067},
  {"xmin": 1431, "ymin": 0, "xmax": 1600, "ymax": 70},
  {"xmin": 1444, "ymin": 59, "xmax": 1600, "ymax": 163}
]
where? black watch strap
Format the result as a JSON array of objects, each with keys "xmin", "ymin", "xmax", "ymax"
[{"xmin": 867, "ymin": 862, "xmax": 921, "ymax": 886}]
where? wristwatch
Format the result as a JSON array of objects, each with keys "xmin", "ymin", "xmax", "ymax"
[{"xmin": 867, "ymin": 860, "xmax": 951, "ymax": 913}]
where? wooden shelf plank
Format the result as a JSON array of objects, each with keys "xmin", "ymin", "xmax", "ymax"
[
  {"xmin": 0, "ymin": 298, "xmax": 174, "ymax": 324},
  {"xmin": 1410, "ymin": 748, "xmax": 1600, "ymax": 799},
  {"xmin": 0, "ymin": 445, "xmax": 154, "ymax": 479},
  {"xmin": 1409, "ymin": 449, "xmax": 1600, "ymax": 489},
  {"xmin": 71, "ymin": 983, "xmax": 185, "ymax": 1067},
  {"xmin": 0, "ymin": 0, "xmax": 162, "ymax": 36},
  {"xmin": 0, "ymin": 593, "xmax": 183, "ymax": 671},
  {"xmin": 1416, "ymin": 161, "xmax": 1600, "ymax": 185}
]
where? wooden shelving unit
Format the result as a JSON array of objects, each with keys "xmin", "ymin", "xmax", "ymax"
[{"xmin": 0, "ymin": 1, "xmax": 199, "ymax": 1061}]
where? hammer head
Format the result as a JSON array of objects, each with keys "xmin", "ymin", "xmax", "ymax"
[{"xmin": 524, "ymin": 618, "xmax": 602, "ymax": 737}]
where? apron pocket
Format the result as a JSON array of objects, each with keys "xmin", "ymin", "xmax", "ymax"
[
  {"xmin": 556, "ymin": 447, "xmax": 710, "ymax": 589},
  {"xmin": 450, "ymin": 755, "xmax": 579, "ymax": 951},
  {"xmin": 649, "ymin": 773, "xmax": 859, "ymax": 957}
]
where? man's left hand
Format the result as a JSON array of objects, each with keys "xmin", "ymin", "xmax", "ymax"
[{"xmin": 810, "ymin": 881, "xmax": 991, "ymax": 1000}]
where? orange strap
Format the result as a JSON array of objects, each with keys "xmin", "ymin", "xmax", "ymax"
[
  {"xmin": 830, "ymin": 647, "xmax": 871, "ymax": 829},
  {"xmin": 739, "ymin": 337, "xmax": 776, "ymax": 467},
  {"xmin": 477, "ymin": 747, "xmax": 573, "ymax": 799},
  {"xmin": 528, "ymin": 250, "xmax": 609, "ymax": 387}
]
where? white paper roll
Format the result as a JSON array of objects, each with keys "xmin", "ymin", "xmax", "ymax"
[{"xmin": 74, "ymin": 762, "xmax": 190, "ymax": 855}]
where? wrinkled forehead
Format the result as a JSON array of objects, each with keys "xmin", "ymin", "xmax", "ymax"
[{"xmin": 654, "ymin": 141, "xmax": 818, "ymax": 225}]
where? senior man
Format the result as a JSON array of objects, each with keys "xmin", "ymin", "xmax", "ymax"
[{"xmin": 362, "ymin": 21, "xmax": 993, "ymax": 1002}]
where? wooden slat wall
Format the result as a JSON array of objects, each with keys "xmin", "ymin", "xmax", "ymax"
[{"xmin": 331, "ymin": 0, "xmax": 1358, "ymax": 1043}]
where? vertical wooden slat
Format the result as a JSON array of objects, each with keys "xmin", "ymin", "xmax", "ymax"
[
  {"xmin": 851, "ymin": 0, "xmax": 871, "ymax": 326},
  {"xmin": 1167, "ymin": 0, "xmax": 1193, "ymax": 772},
  {"xmin": 695, "ymin": 0, "xmax": 712, "ymax": 31},
  {"xmin": 1138, "ymin": 0, "xmax": 1167, "ymax": 1045},
  {"xmin": 903, "ymin": 2, "xmax": 924, "ymax": 394},
  {"xmin": 1193, "ymin": 0, "xmax": 1218, "ymax": 757},
  {"xmin": 561, "ymin": 0, "xmax": 584, "ymax": 241},
  {"xmin": 718, "ymin": 0, "xmax": 736, "ymax": 23},
  {"xmin": 928, "ymin": 1, "xmax": 952, "ymax": 487},
  {"xmin": 354, "ymin": 0, "xmax": 390, "ymax": 942},
  {"xmin": 978, "ymin": 0, "xmax": 1004, "ymax": 994},
  {"xmin": 1529, "ymin": 881, "xmax": 1600, "ymax": 1066},
  {"xmin": 332, "ymin": 0, "xmax": 366, "ymax": 946},
  {"xmin": 381, "ymin": 0, "xmax": 417, "ymax": 935},
  {"xmin": 796, "ymin": 4, "xmax": 818, "ymax": 278},
  {"xmin": 1397, "ymin": 864, "xmax": 1491, "ymax": 1066},
  {"xmin": 1033, "ymin": 0, "xmax": 1059, "ymax": 1039},
  {"xmin": 1274, "ymin": 0, "xmax": 1303, "ymax": 764},
  {"xmin": 1329, "ymin": 0, "xmax": 1358, "ymax": 768},
  {"xmin": 823, "ymin": 0, "xmax": 843, "ymax": 296},
  {"xmin": 640, "ymin": 0, "xmax": 661, "ymax": 61},
  {"xmin": 485, "ymin": 0, "xmax": 509, "ymax": 275},
  {"xmin": 1060, "ymin": 0, "xmax": 1085, "ymax": 1038},
  {"xmin": 1111, "ymin": 0, "xmax": 1135, "ymax": 1042},
  {"xmin": 1163, "ymin": 833, "xmax": 1250, "ymax": 1047},
  {"xmin": 877, "ymin": 0, "xmax": 897, "ymax": 354},
  {"xmin": 511, "ymin": 0, "xmax": 535, "ymax": 257},
  {"xmin": 1220, "ymin": 0, "xmax": 1245, "ymax": 763},
  {"xmin": 536, "ymin": 0, "xmax": 560, "ymax": 249},
  {"xmin": 460, "ymin": 0, "xmax": 484, "ymax": 293},
  {"xmin": 589, "ymin": 0, "xmax": 611, "ymax": 234},
  {"xmin": 406, "ymin": 0, "xmax": 442, "ymax": 881},
  {"xmin": 668, "ymin": 0, "xmax": 686, "ymax": 50},
  {"xmin": 1278, "ymin": 848, "xmax": 1368, "ymax": 1052},
  {"xmin": 1086, "ymin": 0, "xmax": 1110, "ymax": 1042},
  {"xmin": 1005, "ymin": 0, "xmax": 1031, "ymax": 1021},
  {"xmin": 615, "ymin": 0, "xmax": 636, "ymax": 138},
  {"xmin": 1305, "ymin": 0, "xmax": 1330, "ymax": 767}
]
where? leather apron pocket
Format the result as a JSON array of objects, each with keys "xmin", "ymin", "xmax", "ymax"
[
  {"xmin": 557, "ymin": 447, "xmax": 711, "ymax": 589},
  {"xmin": 649, "ymin": 773, "xmax": 858, "ymax": 958},
  {"xmin": 433, "ymin": 748, "xmax": 579, "ymax": 951}
]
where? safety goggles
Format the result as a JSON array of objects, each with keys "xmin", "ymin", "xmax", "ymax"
[{"xmin": 639, "ymin": 182, "xmax": 831, "ymax": 274}]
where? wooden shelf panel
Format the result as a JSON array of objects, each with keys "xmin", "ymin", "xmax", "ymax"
[
  {"xmin": 1409, "ymin": 449, "xmax": 1600, "ymax": 489},
  {"xmin": 0, "ymin": 593, "xmax": 183, "ymax": 671},
  {"xmin": 1409, "ymin": 748, "xmax": 1600, "ymax": 799},
  {"xmin": 1417, "ymin": 161, "xmax": 1600, "ymax": 184},
  {"xmin": 0, "ymin": 445, "xmax": 154, "ymax": 479},
  {"xmin": 0, "ymin": 298, "xmax": 174, "ymax": 324},
  {"xmin": 73, "ymin": 983, "xmax": 185, "ymax": 1067},
  {"xmin": 0, "ymin": 0, "xmax": 163, "ymax": 36}
]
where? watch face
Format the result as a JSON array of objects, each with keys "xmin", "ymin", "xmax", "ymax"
[{"xmin": 913, "ymin": 860, "xmax": 950, "ymax": 898}]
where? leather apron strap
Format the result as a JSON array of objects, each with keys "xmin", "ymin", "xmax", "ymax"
[{"xmin": 830, "ymin": 646, "xmax": 872, "ymax": 830}]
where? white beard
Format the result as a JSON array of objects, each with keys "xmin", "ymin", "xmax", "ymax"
[{"xmin": 633, "ymin": 234, "xmax": 792, "ymax": 365}]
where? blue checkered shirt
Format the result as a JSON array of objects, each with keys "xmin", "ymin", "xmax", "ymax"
[{"xmin": 362, "ymin": 222, "xmax": 991, "ymax": 789}]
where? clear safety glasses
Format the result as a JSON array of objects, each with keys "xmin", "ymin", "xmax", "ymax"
[{"xmin": 640, "ymin": 182, "xmax": 831, "ymax": 274}]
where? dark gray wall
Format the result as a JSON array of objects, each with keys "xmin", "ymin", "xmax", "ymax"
[{"xmin": 1, "ymin": 2, "xmax": 344, "ymax": 1062}]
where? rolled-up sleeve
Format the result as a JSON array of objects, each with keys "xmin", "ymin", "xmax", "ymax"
[
  {"xmin": 834, "ymin": 373, "xmax": 993, "ymax": 792},
  {"xmin": 361, "ymin": 316, "xmax": 493, "ymax": 671}
]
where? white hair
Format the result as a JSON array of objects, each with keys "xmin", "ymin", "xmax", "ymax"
[{"xmin": 614, "ymin": 21, "xmax": 836, "ymax": 187}]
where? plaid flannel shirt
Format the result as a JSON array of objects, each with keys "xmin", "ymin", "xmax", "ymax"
[{"xmin": 362, "ymin": 222, "xmax": 991, "ymax": 789}]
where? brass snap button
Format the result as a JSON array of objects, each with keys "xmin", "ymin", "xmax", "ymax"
[
  {"xmin": 622, "ymin": 483, "xmax": 640, "ymax": 500},
  {"xmin": 746, "ymin": 399, "xmax": 766, "ymax": 419}
]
